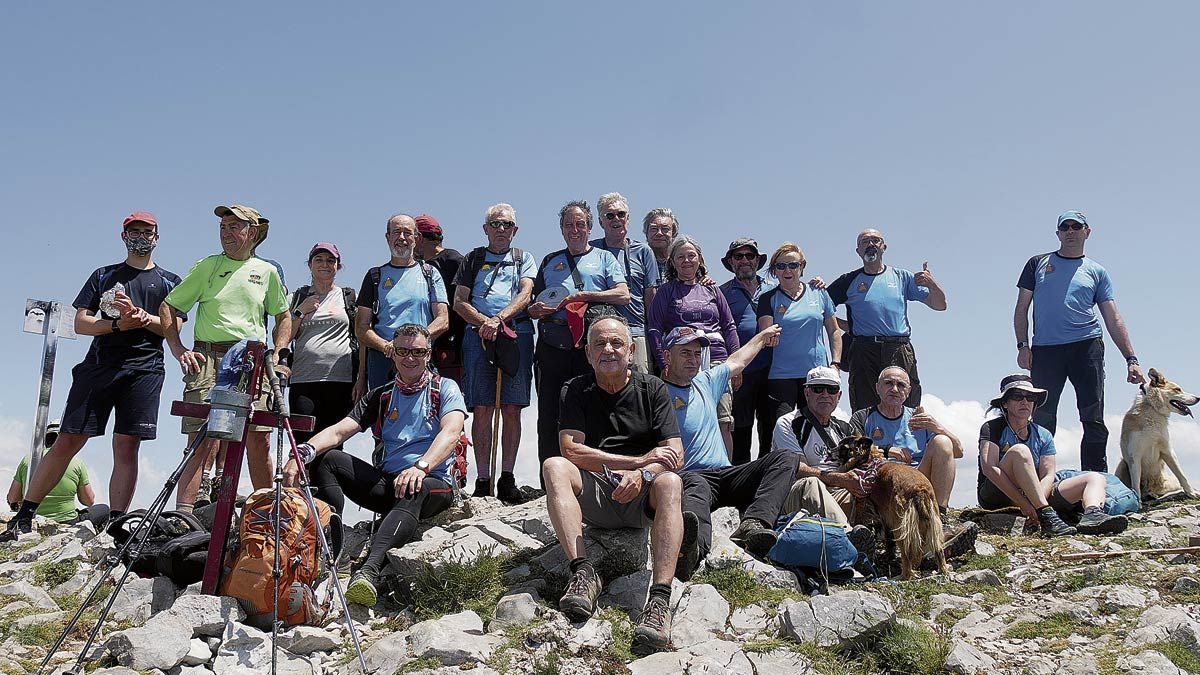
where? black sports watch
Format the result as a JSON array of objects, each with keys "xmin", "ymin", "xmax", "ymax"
[
  {"xmin": 111, "ymin": 319, "xmax": 121, "ymax": 333},
  {"xmin": 1016, "ymin": 341, "xmax": 1028, "ymax": 350},
  {"xmin": 1126, "ymin": 355, "xmax": 1140, "ymax": 366}
]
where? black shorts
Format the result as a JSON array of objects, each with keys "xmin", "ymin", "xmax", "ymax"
[
  {"xmin": 978, "ymin": 477, "xmax": 1079, "ymax": 514},
  {"xmin": 60, "ymin": 363, "xmax": 165, "ymax": 440}
]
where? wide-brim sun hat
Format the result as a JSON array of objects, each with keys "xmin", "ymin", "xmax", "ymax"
[
  {"xmin": 721, "ymin": 237, "xmax": 767, "ymax": 273},
  {"xmin": 990, "ymin": 373, "xmax": 1048, "ymax": 409}
]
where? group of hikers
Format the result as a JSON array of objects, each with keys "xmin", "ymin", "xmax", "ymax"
[{"xmin": 4, "ymin": 196, "xmax": 1148, "ymax": 655}]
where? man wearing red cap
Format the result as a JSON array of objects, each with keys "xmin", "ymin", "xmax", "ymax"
[
  {"xmin": 4, "ymin": 212, "xmax": 184, "ymax": 540},
  {"xmin": 415, "ymin": 214, "xmax": 466, "ymax": 384}
]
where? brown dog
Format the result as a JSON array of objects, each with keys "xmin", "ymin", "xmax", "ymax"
[{"xmin": 836, "ymin": 435, "xmax": 947, "ymax": 579}]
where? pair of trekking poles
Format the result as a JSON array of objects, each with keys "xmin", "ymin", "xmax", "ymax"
[{"xmin": 35, "ymin": 348, "xmax": 368, "ymax": 675}]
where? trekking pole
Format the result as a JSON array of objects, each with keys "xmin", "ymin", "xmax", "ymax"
[
  {"xmin": 279, "ymin": 417, "xmax": 368, "ymax": 673},
  {"xmin": 39, "ymin": 425, "xmax": 211, "ymax": 675},
  {"xmin": 488, "ymin": 373, "xmax": 502, "ymax": 497},
  {"xmin": 264, "ymin": 353, "xmax": 289, "ymax": 675}
]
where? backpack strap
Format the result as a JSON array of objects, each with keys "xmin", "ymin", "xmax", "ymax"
[
  {"xmin": 562, "ymin": 249, "xmax": 585, "ymax": 291},
  {"xmin": 368, "ymin": 266, "xmax": 383, "ymax": 326},
  {"xmin": 290, "ymin": 285, "xmax": 312, "ymax": 313}
]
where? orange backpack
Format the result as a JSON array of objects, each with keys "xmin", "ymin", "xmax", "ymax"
[{"xmin": 220, "ymin": 488, "xmax": 333, "ymax": 627}]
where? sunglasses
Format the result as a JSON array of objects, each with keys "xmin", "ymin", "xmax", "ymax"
[
  {"xmin": 603, "ymin": 210, "xmax": 628, "ymax": 221},
  {"xmin": 393, "ymin": 347, "xmax": 430, "ymax": 358},
  {"xmin": 1057, "ymin": 221, "xmax": 1086, "ymax": 231},
  {"xmin": 487, "ymin": 220, "xmax": 516, "ymax": 230},
  {"xmin": 419, "ymin": 232, "xmax": 442, "ymax": 241},
  {"xmin": 731, "ymin": 252, "xmax": 758, "ymax": 261},
  {"xmin": 1006, "ymin": 392, "xmax": 1040, "ymax": 402},
  {"xmin": 774, "ymin": 261, "xmax": 802, "ymax": 270},
  {"xmin": 808, "ymin": 385, "xmax": 840, "ymax": 395}
]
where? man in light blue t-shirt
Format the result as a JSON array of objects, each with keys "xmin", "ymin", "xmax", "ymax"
[
  {"xmin": 660, "ymin": 325, "xmax": 800, "ymax": 578},
  {"xmin": 1014, "ymin": 210, "xmax": 1146, "ymax": 472},
  {"xmin": 529, "ymin": 200, "xmax": 630, "ymax": 466},
  {"xmin": 356, "ymin": 214, "xmax": 450, "ymax": 392},
  {"xmin": 826, "ymin": 229, "xmax": 947, "ymax": 411},
  {"xmin": 452, "ymin": 203, "xmax": 537, "ymax": 503},
  {"xmin": 592, "ymin": 192, "xmax": 660, "ymax": 373}
]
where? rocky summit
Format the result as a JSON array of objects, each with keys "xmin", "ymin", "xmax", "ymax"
[{"xmin": 1, "ymin": 497, "xmax": 1199, "ymax": 674}]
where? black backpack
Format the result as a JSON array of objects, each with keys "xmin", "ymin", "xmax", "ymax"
[
  {"xmin": 108, "ymin": 510, "xmax": 210, "ymax": 586},
  {"xmin": 458, "ymin": 246, "xmax": 524, "ymax": 303}
]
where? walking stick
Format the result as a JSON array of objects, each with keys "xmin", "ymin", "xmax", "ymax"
[{"xmin": 488, "ymin": 372, "xmax": 502, "ymax": 496}]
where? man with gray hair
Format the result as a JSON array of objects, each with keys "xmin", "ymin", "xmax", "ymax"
[
  {"xmin": 452, "ymin": 203, "xmax": 536, "ymax": 502},
  {"xmin": 642, "ymin": 208, "xmax": 678, "ymax": 286},
  {"xmin": 591, "ymin": 192, "xmax": 660, "ymax": 373},
  {"xmin": 355, "ymin": 214, "xmax": 450, "ymax": 393}
]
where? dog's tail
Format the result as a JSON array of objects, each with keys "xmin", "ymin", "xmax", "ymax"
[{"xmin": 916, "ymin": 495, "xmax": 948, "ymax": 574}]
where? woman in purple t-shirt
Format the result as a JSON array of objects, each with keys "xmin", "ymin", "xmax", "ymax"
[{"xmin": 648, "ymin": 236, "xmax": 741, "ymax": 451}]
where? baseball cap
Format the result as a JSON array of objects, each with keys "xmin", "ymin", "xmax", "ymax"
[
  {"xmin": 122, "ymin": 211, "xmax": 158, "ymax": 230},
  {"xmin": 415, "ymin": 214, "xmax": 443, "ymax": 237},
  {"xmin": 1057, "ymin": 210, "xmax": 1088, "ymax": 227},
  {"xmin": 663, "ymin": 326, "xmax": 711, "ymax": 351},
  {"xmin": 805, "ymin": 366, "xmax": 840, "ymax": 388},
  {"xmin": 308, "ymin": 242, "xmax": 341, "ymax": 261},
  {"xmin": 214, "ymin": 204, "xmax": 261, "ymax": 226}
]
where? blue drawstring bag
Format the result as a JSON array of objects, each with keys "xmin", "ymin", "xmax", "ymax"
[
  {"xmin": 768, "ymin": 512, "xmax": 859, "ymax": 576},
  {"xmin": 1056, "ymin": 469, "xmax": 1141, "ymax": 515}
]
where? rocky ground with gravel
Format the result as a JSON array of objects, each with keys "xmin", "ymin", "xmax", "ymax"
[{"xmin": 1, "ymin": 494, "xmax": 1198, "ymax": 674}]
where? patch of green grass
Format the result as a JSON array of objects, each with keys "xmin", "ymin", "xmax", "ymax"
[
  {"xmin": 791, "ymin": 641, "xmax": 881, "ymax": 675},
  {"xmin": 33, "ymin": 559, "xmax": 79, "ymax": 589},
  {"xmin": 1143, "ymin": 641, "xmax": 1200, "ymax": 673},
  {"xmin": 1056, "ymin": 563, "xmax": 1130, "ymax": 593},
  {"xmin": 870, "ymin": 578, "xmax": 1008, "ymax": 620},
  {"xmin": 398, "ymin": 656, "xmax": 444, "ymax": 673},
  {"xmin": 875, "ymin": 622, "xmax": 951, "ymax": 675},
  {"xmin": 692, "ymin": 563, "xmax": 805, "ymax": 609},
  {"xmin": 1002, "ymin": 611, "xmax": 1113, "ymax": 641},
  {"xmin": 1039, "ymin": 637, "xmax": 1070, "ymax": 653},
  {"xmin": 14, "ymin": 618, "xmax": 66, "ymax": 647},
  {"xmin": 407, "ymin": 548, "xmax": 509, "ymax": 621},
  {"xmin": 933, "ymin": 606, "xmax": 971, "ymax": 629},
  {"xmin": 742, "ymin": 636, "xmax": 799, "ymax": 654},
  {"xmin": 957, "ymin": 550, "xmax": 1010, "ymax": 575},
  {"xmin": 596, "ymin": 607, "xmax": 634, "ymax": 663}
]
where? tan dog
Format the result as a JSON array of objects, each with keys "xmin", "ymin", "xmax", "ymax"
[
  {"xmin": 836, "ymin": 435, "xmax": 947, "ymax": 579},
  {"xmin": 1116, "ymin": 368, "xmax": 1198, "ymax": 501}
]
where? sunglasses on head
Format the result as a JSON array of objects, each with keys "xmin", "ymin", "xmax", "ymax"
[
  {"xmin": 774, "ymin": 261, "xmax": 802, "ymax": 270},
  {"xmin": 1006, "ymin": 392, "xmax": 1040, "ymax": 402},
  {"xmin": 1057, "ymin": 221, "xmax": 1086, "ymax": 231},
  {"xmin": 603, "ymin": 210, "xmax": 628, "ymax": 221},
  {"xmin": 487, "ymin": 220, "xmax": 516, "ymax": 230},
  {"xmin": 393, "ymin": 347, "xmax": 430, "ymax": 358},
  {"xmin": 808, "ymin": 385, "xmax": 840, "ymax": 395}
]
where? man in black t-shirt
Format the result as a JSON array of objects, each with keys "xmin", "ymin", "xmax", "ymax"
[
  {"xmin": 4, "ymin": 212, "xmax": 184, "ymax": 541},
  {"xmin": 415, "ymin": 214, "xmax": 466, "ymax": 384},
  {"xmin": 542, "ymin": 316, "xmax": 684, "ymax": 657}
]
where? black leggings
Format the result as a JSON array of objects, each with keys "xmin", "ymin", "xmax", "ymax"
[
  {"xmin": 288, "ymin": 381, "xmax": 355, "ymax": 444},
  {"xmin": 308, "ymin": 449, "xmax": 453, "ymax": 576}
]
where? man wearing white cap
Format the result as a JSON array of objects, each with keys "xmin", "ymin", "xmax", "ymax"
[{"xmin": 1014, "ymin": 210, "xmax": 1146, "ymax": 472}]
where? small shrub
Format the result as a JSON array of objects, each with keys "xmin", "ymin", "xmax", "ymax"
[
  {"xmin": 692, "ymin": 563, "xmax": 804, "ymax": 609},
  {"xmin": 596, "ymin": 607, "xmax": 634, "ymax": 662},
  {"xmin": 1144, "ymin": 641, "xmax": 1200, "ymax": 673},
  {"xmin": 876, "ymin": 622, "xmax": 951, "ymax": 675},
  {"xmin": 933, "ymin": 606, "xmax": 971, "ymax": 629},
  {"xmin": 33, "ymin": 559, "xmax": 78, "ymax": 588},
  {"xmin": 407, "ymin": 549, "xmax": 508, "ymax": 621},
  {"xmin": 399, "ymin": 656, "xmax": 444, "ymax": 673}
]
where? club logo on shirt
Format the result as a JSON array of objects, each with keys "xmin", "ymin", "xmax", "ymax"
[
  {"xmin": 388, "ymin": 408, "xmax": 399, "ymax": 421},
  {"xmin": 857, "ymin": 282, "xmax": 868, "ymax": 293},
  {"xmin": 481, "ymin": 264, "xmax": 492, "ymax": 271},
  {"xmin": 673, "ymin": 396, "xmax": 687, "ymax": 410},
  {"xmin": 1045, "ymin": 263, "xmax": 1055, "ymax": 274},
  {"xmin": 248, "ymin": 273, "xmax": 263, "ymax": 286},
  {"xmin": 554, "ymin": 262, "xmax": 565, "ymax": 271},
  {"xmin": 1000, "ymin": 443, "xmax": 1010, "ymax": 454},
  {"xmin": 777, "ymin": 304, "xmax": 787, "ymax": 314},
  {"xmin": 872, "ymin": 427, "xmax": 883, "ymax": 439},
  {"xmin": 383, "ymin": 278, "xmax": 395, "ymax": 289}
]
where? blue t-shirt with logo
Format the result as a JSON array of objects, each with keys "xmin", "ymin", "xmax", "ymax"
[
  {"xmin": 849, "ymin": 405, "xmax": 933, "ymax": 465},
  {"xmin": 1017, "ymin": 252, "xmax": 1114, "ymax": 346},
  {"xmin": 532, "ymin": 247, "xmax": 627, "ymax": 323},
  {"xmin": 454, "ymin": 249, "xmax": 537, "ymax": 333},
  {"xmin": 590, "ymin": 238, "xmax": 660, "ymax": 337},
  {"xmin": 977, "ymin": 417, "xmax": 1056, "ymax": 487},
  {"xmin": 357, "ymin": 263, "xmax": 448, "ymax": 341},
  {"xmin": 756, "ymin": 286, "xmax": 834, "ymax": 380},
  {"xmin": 667, "ymin": 364, "xmax": 733, "ymax": 471},
  {"xmin": 720, "ymin": 277, "xmax": 773, "ymax": 373},
  {"xmin": 827, "ymin": 266, "xmax": 929, "ymax": 337},
  {"xmin": 350, "ymin": 378, "xmax": 467, "ymax": 483}
]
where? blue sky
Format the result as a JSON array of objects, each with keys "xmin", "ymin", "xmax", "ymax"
[{"xmin": 2, "ymin": 3, "xmax": 1198, "ymax": 511}]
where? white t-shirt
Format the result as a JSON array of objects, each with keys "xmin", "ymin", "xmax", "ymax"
[{"xmin": 772, "ymin": 408, "xmax": 852, "ymax": 471}]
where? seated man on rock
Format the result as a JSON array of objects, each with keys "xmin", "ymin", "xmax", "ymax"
[
  {"xmin": 661, "ymin": 324, "xmax": 801, "ymax": 576},
  {"xmin": 543, "ymin": 316, "xmax": 685, "ymax": 657},
  {"xmin": 774, "ymin": 366, "xmax": 876, "ymax": 551},
  {"xmin": 283, "ymin": 323, "xmax": 466, "ymax": 607}
]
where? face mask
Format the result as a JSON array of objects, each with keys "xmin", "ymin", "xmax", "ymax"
[
  {"xmin": 125, "ymin": 235, "xmax": 156, "ymax": 256},
  {"xmin": 863, "ymin": 245, "xmax": 880, "ymax": 263}
]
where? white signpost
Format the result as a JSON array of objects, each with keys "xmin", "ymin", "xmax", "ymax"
[{"xmin": 23, "ymin": 299, "xmax": 77, "ymax": 477}]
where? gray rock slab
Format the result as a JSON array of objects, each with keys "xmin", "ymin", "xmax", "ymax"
[
  {"xmin": 1117, "ymin": 648, "xmax": 1188, "ymax": 674},
  {"xmin": 566, "ymin": 617, "xmax": 614, "ymax": 653},
  {"xmin": 0, "ymin": 580, "xmax": 58, "ymax": 609},
  {"xmin": 1076, "ymin": 584, "xmax": 1161, "ymax": 613},
  {"xmin": 779, "ymin": 590, "xmax": 896, "ymax": 650},
  {"xmin": 1126, "ymin": 605, "xmax": 1200, "ymax": 647},
  {"xmin": 408, "ymin": 610, "xmax": 501, "ymax": 665},
  {"xmin": 670, "ymin": 583, "xmax": 730, "ymax": 648},
  {"xmin": 360, "ymin": 631, "xmax": 411, "ymax": 674},
  {"xmin": 954, "ymin": 569, "xmax": 1002, "ymax": 586},
  {"xmin": 104, "ymin": 615, "xmax": 192, "ymax": 671},
  {"xmin": 746, "ymin": 649, "xmax": 817, "ymax": 673},
  {"xmin": 596, "ymin": 569, "xmax": 685, "ymax": 614},
  {"xmin": 943, "ymin": 640, "xmax": 998, "ymax": 674},
  {"xmin": 1130, "ymin": 525, "xmax": 1175, "ymax": 548},
  {"xmin": 730, "ymin": 603, "xmax": 770, "ymax": 636},
  {"xmin": 488, "ymin": 591, "xmax": 541, "ymax": 632},
  {"xmin": 212, "ymin": 622, "xmax": 315, "ymax": 674},
  {"xmin": 277, "ymin": 625, "xmax": 343, "ymax": 655},
  {"xmin": 181, "ymin": 638, "xmax": 212, "ymax": 666},
  {"xmin": 153, "ymin": 593, "xmax": 246, "ymax": 637},
  {"xmin": 109, "ymin": 575, "xmax": 156, "ymax": 623},
  {"xmin": 629, "ymin": 639, "xmax": 754, "ymax": 675}
]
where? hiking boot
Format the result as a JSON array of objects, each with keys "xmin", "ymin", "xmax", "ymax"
[
  {"xmin": 847, "ymin": 525, "xmax": 876, "ymax": 557},
  {"xmin": 194, "ymin": 476, "xmax": 213, "ymax": 509},
  {"xmin": 559, "ymin": 564, "xmax": 603, "ymax": 622},
  {"xmin": 631, "ymin": 594, "xmax": 673, "ymax": 656},
  {"xmin": 675, "ymin": 511, "xmax": 701, "ymax": 582},
  {"xmin": 345, "ymin": 571, "xmax": 379, "ymax": 607},
  {"xmin": 496, "ymin": 472, "xmax": 523, "ymax": 505},
  {"xmin": 473, "ymin": 478, "xmax": 492, "ymax": 499},
  {"xmin": 1037, "ymin": 507, "xmax": 1077, "ymax": 538},
  {"xmin": 730, "ymin": 518, "xmax": 777, "ymax": 559},
  {"xmin": 1076, "ymin": 506, "xmax": 1128, "ymax": 536},
  {"xmin": 0, "ymin": 517, "xmax": 31, "ymax": 544}
]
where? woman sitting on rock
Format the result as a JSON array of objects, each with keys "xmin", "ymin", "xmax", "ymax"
[{"xmin": 977, "ymin": 374, "xmax": 1128, "ymax": 537}]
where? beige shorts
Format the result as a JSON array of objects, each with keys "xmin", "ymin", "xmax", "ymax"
[
  {"xmin": 630, "ymin": 336, "xmax": 652, "ymax": 374},
  {"xmin": 181, "ymin": 342, "xmax": 274, "ymax": 435},
  {"xmin": 578, "ymin": 470, "xmax": 655, "ymax": 529}
]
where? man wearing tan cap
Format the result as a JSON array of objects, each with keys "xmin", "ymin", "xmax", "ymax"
[{"xmin": 159, "ymin": 204, "xmax": 291, "ymax": 512}]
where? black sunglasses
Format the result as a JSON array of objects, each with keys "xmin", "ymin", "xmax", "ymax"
[
  {"xmin": 1057, "ymin": 221, "xmax": 1086, "ymax": 231},
  {"xmin": 604, "ymin": 210, "xmax": 628, "ymax": 221},
  {"xmin": 420, "ymin": 232, "xmax": 442, "ymax": 241},
  {"xmin": 808, "ymin": 385, "xmax": 840, "ymax": 395},
  {"xmin": 730, "ymin": 252, "xmax": 757, "ymax": 261},
  {"xmin": 487, "ymin": 220, "xmax": 516, "ymax": 230},
  {"xmin": 1006, "ymin": 392, "xmax": 1040, "ymax": 402}
]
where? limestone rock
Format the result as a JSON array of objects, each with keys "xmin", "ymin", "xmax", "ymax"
[
  {"xmin": 1117, "ymin": 648, "xmax": 1188, "ymax": 674},
  {"xmin": 779, "ymin": 590, "xmax": 895, "ymax": 649},
  {"xmin": 629, "ymin": 639, "xmax": 754, "ymax": 675},
  {"xmin": 489, "ymin": 591, "xmax": 541, "ymax": 632},
  {"xmin": 0, "ymin": 580, "xmax": 58, "ymax": 610},
  {"xmin": 943, "ymin": 640, "xmax": 996, "ymax": 674},
  {"xmin": 566, "ymin": 617, "xmax": 614, "ymax": 653},
  {"xmin": 729, "ymin": 603, "xmax": 770, "ymax": 636},
  {"xmin": 1077, "ymin": 584, "xmax": 1161, "ymax": 613},
  {"xmin": 1127, "ymin": 605, "xmax": 1200, "ymax": 647},
  {"xmin": 360, "ymin": 631, "xmax": 411, "ymax": 674},
  {"xmin": 109, "ymin": 575, "xmax": 156, "ymax": 623},
  {"xmin": 277, "ymin": 625, "xmax": 342, "ymax": 655},
  {"xmin": 532, "ymin": 525, "xmax": 651, "ymax": 585},
  {"xmin": 154, "ymin": 593, "xmax": 246, "ymax": 637},
  {"xmin": 746, "ymin": 649, "xmax": 816, "ymax": 673},
  {"xmin": 1130, "ymin": 525, "xmax": 1175, "ymax": 548},
  {"xmin": 104, "ymin": 615, "xmax": 192, "ymax": 671},
  {"xmin": 669, "ymin": 583, "xmax": 730, "ymax": 648},
  {"xmin": 181, "ymin": 638, "xmax": 212, "ymax": 666},
  {"xmin": 954, "ymin": 569, "xmax": 1002, "ymax": 586},
  {"xmin": 408, "ymin": 610, "xmax": 502, "ymax": 665},
  {"xmin": 212, "ymin": 622, "xmax": 314, "ymax": 674},
  {"xmin": 596, "ymin": 570, "xmax": 685, "ymax": 613}
]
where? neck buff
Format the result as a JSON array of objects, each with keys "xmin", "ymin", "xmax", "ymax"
[{"xmin": 393, "ymin": 368, "xmax": 439, "ymax": 422}]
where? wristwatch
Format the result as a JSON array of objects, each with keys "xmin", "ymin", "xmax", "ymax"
[
  {"xmin": 415, "ymin": 459, "xmax": 432, "ymax": 475},
  {"xmin": 1016, "ymin": 341, "xmax": 1028, "ymax": 350},
  {"xmin": 111, "ymin": 319, "xmax": 121, "ymax": 333},
  {"xmin": 1126, "ymin": 355, "xmax": 1139, "ymax": 366},
  {"xmin": 641, "ymin": 468, "xmax": 656, "ymax": 483}
]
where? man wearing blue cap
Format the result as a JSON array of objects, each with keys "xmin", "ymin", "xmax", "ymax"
[{"xmin": 1014, "ymin": 210, "xmax": 1146, "ymax": 472}]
